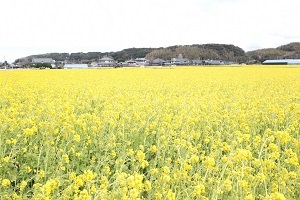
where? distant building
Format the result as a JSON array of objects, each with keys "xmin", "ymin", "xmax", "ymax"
[
  {"xmin": 124, "ymin": 59, "xmax": 137, "ymax": 66},
  {"xmin": 64, "ymin": 64, "xmax": 89, "ymax": 69},
  {"xmin": 135, "ymin": 58, "xmax": 150, "ymax": 66},
  {"xmin": 98, "ymin": 56, "xmax": 116, "ymax": 67},
  {"xmin": 32, "ymin": 58, "xmax": 55, "ymax": 64},
  {"xmin": 151, "ymin": 58, "xmax": 166, "ymax": 66},
  {"xmin": 170, "ymin": 54, "xmax": 190, "ymax": 65},
  {"xmin": 204, "ymin": 60, "xmax": 224, "ymax": 65},
  {"xmin": 192, "ymin": 59, "xmax": 205, "ymax": 65},
  {"xmin": 262, "ymin": 59, "xmax": 300, "ymax": 65},
  {"xmin": 31, "ymin": 58, "xmax": 56, "ymax": 68}
]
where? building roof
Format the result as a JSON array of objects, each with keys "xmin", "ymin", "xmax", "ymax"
[
  {"xmin": 32, "ymin": 58, "xmax": 55, "ymax": 63},
  {"xmin": 125, "ymin": 59, "xmax": 136, "ymax": 63},
  {"xmin": 171, "ymin": 58, "xmax": 189, "ymax": 62},
  {"xmin": 192, "ymin": 59, "xmax": 205, "ymax": 64},
  {"xmin": 100, "ymin": 57, "xmax": 114, "ymax": 61},
  {"xmin": 64, "ymin": 64, "xmax": 89, "ymax": 69},
  {"xmin": 204, "ymin": 60, "xmax": 223, "ymax": 65},
  {"xmin": 263, "ymin": 59, "xmax": 300, "ymax": 64},
  {"xmin": 152, "ymin": 58, "xmax": 166, "ymax": 63},
  {"xmin": 135, "ymin": 58, "xmax": 149, "ymax": 62}
]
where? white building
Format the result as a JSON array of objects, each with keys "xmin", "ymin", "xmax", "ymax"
[
  {"xmin": 262, "ymin": 59, "xmax": 300, "ymax": 65},
  {"xmin": 135, "ymin": 58, "xmax": 150, "ymax": 66},
  {"xmin": 170, "ymin": 54, "xmax": 190, "ymax": 65},
  {"xmin": 98, "ymin": 56, "xmax": 116, "ymax": 67},
  {"xmin": 64, "ymin": 64, "xmax": 89, "ymax": 69},
  {"xmin": 32, "ymin": 58, "xmax": 55, "ymax": 64}
]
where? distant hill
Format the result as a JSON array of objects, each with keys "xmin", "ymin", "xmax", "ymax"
[
  {"xmin": 15, "ymin": 48, "xmax": 158, "ymax": 64},
  {"xmin": 145, "ymin": 44, "xmax": 246, "ymax": 62},
  {"xmin": 246, "ymin": 42, "xmax": 300, "ymax": 62},
  {"xmin": 15, "ymin": 42, "xmax": 300, "ymax": 64}
]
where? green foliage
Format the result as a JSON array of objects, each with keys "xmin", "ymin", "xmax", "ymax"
[
  {"xmin": 69, "ymin": 52, "xmax": 110, "ymax": 61},
  {"xmin": 145, "ymin": 44, "xmax": 246, "ymax": 62},
  {"xmin": 112, "ymin": 48, "xmax": 157, "ymax": 62},
  {"xmin": 246, "ymin": 42, "xmax": 300, "ymax": 62},
  {"xmin": 31, "ymin": 63, "xmax": 52, "ymax": 69},
  {"xmin": 277, "ymin": 42, "xmax": 300, "ymax": 52}
]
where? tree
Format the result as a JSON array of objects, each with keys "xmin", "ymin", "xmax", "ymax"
[{"xmin": 31, "ymin": 63, "xmax": 52, "ymax": 69}]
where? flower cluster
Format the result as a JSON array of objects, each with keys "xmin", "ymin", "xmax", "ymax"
[{"xmin": 0, "ymin": 67, "xmax": 299, "ymax": 199}]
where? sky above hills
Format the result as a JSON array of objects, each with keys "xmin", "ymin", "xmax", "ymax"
[{"xmin": 1, "ymin": 0, "xmax": 300, "ymax": 63}]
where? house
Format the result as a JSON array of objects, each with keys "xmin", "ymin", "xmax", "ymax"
[
  {"xmin": 98, "ymin": 56, "xmax": 116, "ymax": 67},
  {"xmin": 124, "ymin": 59, "xmax": 137, "ymax": 66},
  {"xmin": 32, "ymin": 58, "xmax": 55, "ymax": 64},
  {"xmin": 135, "ymin": 58, "xmax": 150, "ymax": 66},
  {"xmin": 262, "ymin": 59, "xmax": 300, "ymax": 65},
  {"xmin": 192, "ymin": 59, "xmax": 205, "ymax": 65},
  {"xmin": 170, "ymin": 54, "xmax": 190, "ymax": 65},
  {"xmin": 31, "ymin": 58, "xmax": 56, "ymax": 68},
  {"xmin": 151, "ymin": 58, "xmax": 166, "ymax": 66},
  {"xmin": 203, "ymin": 60, "xmax": 224, "ymax": 65},
  {"xmin": 63, "ymin": 64, "xmax": 89, "ymax": 69},
  {"xmin": 90, "ymin": 61, "xmax": 99, "ymax": 67},
  {"xmin": 119, "ymin": 62, "xmax": 129, "ymax": 67}
]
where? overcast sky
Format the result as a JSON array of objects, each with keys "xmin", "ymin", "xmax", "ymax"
[{"xmin": 1, "ymin": 0, "xmax": 300, "ymax": 62}]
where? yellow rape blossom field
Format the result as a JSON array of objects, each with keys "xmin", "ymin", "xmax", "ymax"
[{"xmin": 0, "ymin": 66, "xmax": 300, "ymax": 199}]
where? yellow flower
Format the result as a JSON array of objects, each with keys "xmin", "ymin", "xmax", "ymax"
[
  {"xmin": 75, "ymin": 152, "xmax": 81, "ymax": 157},
  {"xmin": 184, "ymin": 163, "xmax": 192, "ymax": 171},
  {"xmin": 193, "ymin": 183, "xmax": 205, "ymax": 196},
  {"xmin": 78, "ymin": 189, "xmax": 89, "ymax": 200},
  {"xmin": 151, "ymin": 168, "xmax": 158, "ymax": 175},
  {"xmin": 136, "ymin": 150, "xmax": 145, "ymax": 162},
  {"xmin": 111, "ymin": 150, "xmax": 117, "ymax": 158},
  {"xmin": 2, "ymin": 156, "xmax": 10, "ymax": 163},
  {"xmin": 11, "ymin": 138, "xmax": 17, "ymax": 145},
  {"xmin": 144, "ymin": 180, "xmax": 152, "ymax": 191},
  {"xmin": 162, "ymin": 166, "xmax": 170, "ymax": 174},
  {"xmin": 222, "ymin": 179, "xmax": 232, "ymax": 192},
  {"xmin": 203, "ymin": 156, "xmax": 215, "ymax": 169},
  {"xmin": 73, "ymin": 134, "xmax": 81, "ymax": 142},
  {"xmin": 244, "ymin": 194, "xmax": 254, "ymax": 200},
  {"xmin": 166, "ymin": 189, "xmax": 176, "ymax": 200},
  {"xmin": 190, "ymin": 155, "xmax": 199, "ymax": 163},
  {"xmin": 23, "ymin": 128, "xmax": 35, "ymax": 136},
  {"xmin": 129, "ymin": 188, "xmax": 139, "ymax": 198},
  {"xmin": 12, "ymin": 193, "xmax": 21, "ymax": 200},
  {"xmin": 127, "ymin": 148, "xmax": 135, "ymax": 156},
  {"xmin": 104, "ymin": 166, "xmax": 111, "ymax": 175},
  {"xmin": 150, "ymin": 145, "xmax": 157, "ymax": 153},
  {"xmin": 20, "ymin": 181, "xmax": 27, "ymax": 191},
  {"xmin": 99, "ymin": 176, "xmax": 109, "ymax": 190},
  {"xmin": 62, "ymin": 154, "xmax": 69, "ymax": 163},
  {"xmin": 266, "ymin": 192, "xmax": 286, "ymax": 200},
  {"xmin": 38, "ymin": 170, "xmax": 45, "ymax": 178},
  {"xmin": 25, "ymin": 166, "xmax": 32, "ymax": 173},
  {"xmin": 83, "ymin": 170, "xmax": 96, "ymax": 181},
  {"xmin": 2, "ymin": 179, "xmax": 11, "ymax": 187}
]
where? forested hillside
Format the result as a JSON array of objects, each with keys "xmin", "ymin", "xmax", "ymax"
[
  {"xmin": 145, "ymin": 44, "xmax": 246, "ymax": 62},
  {"xmin": 14, "ymin": 42, "xmax": 300, "ymax": 64},
  {"xmin": 246, "ymin": 42, "xmax": 300, "ymax": 62}
]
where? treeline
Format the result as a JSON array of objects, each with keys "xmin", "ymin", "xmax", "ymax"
[
  {"xmin": 15, "ymin": 48, "xmax": 156, "ymax": 63},
  {"xmin": 246, "ymin": 42, "xmax": 300, "ymax": 63},
  {"xmin": 145, "ymin": 44, "xmax": 246, "ymax": 62},
  {"xmin": 15, "ymin": 42, "xmax": 300, "ymax": 64}
]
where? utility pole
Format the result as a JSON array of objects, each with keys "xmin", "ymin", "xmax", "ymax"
[{"xmin": 4, "ymin": 56, "xmax": 7, "ymax": 70}]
